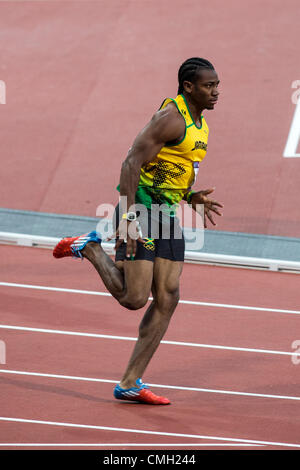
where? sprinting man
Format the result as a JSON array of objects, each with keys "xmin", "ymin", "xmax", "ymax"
[{"xmin": 53, "ymin": 57, "xmax": 223, "ymax": 405}]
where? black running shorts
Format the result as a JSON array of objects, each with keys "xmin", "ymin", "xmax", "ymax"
[{"xmin": 113, "ymin": 204, "xmax": 185, "ymax": 262}]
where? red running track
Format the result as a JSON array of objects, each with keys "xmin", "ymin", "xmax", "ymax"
[
  {"xmin": 0, "ymin": 245, "xmax": 300, "ymax": 449},
  {"xmin": 1, "ymin": 0, "xmax": 300, "ymax": 237},
  {"xmin": 1, "ymin": 0, "xmax": 300, "ymax": 453}
]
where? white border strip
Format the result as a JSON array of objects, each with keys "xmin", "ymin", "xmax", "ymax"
[
  {"xmin": 1, "ymin": 281, "xmax": 300, "ymax": 315},
  {"xmin": 1, "ymin": 231, "xmax": 300, "ymax": 272},
  {"xmin": 0, "ymin": 416, "xmax": 299, "ymax": 448},
  {"xmin": 1, "ymin": 368, "xmax": 300, "ymax": 402},
  {"xmin": 0, "ymin": 324, "xmax": 295, "ymax": 357},
  {"xmin": 0, "ymin": 443, "xmax": 262, "ymax": 447}
]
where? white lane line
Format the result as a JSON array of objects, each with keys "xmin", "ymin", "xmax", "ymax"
[
  {"xmin": 0, "ymin": 443, "xmax": 263, "ymax": 447},
  {"xmin": 0, "ymin": 323, "xmax": 295, "ymax": 357},
  {"xmin": 1, "ymin": 281, "xmax": 300, "ymax": 316},
  {"xmin": 1, "ymin": 368, "xmax": 300, "ymax": 402},
  {"xmin": 0, "ymin": 416, "xmax": 299, "ymax": 448}
]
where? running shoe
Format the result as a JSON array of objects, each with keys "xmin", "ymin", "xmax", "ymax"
[
  {"xmin": 113, "ymin": 378, "xmax": 170, "ymax": 405},
  {"xmin": 53, "ymin": 230, "xmax": 101, "ymax": 259}
]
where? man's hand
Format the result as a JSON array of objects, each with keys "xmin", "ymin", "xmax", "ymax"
[
  {"xmin": 114, "ymin": 219, "xmax": 145, "ymax": 259},
  {"xmin": 190, "ymin": 188, "xmax": 223, "ymax": 228}
]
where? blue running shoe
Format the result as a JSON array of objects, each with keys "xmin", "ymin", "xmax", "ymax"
[
  {"xmin": 114, "ymin": 378, "xmax": 170, "ymax": 405},
  {"xmin": 53, "ymin": 230, "xmax": 101, "ymax": 259}
]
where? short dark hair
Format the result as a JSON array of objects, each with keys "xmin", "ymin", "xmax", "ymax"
[{"xmin": 178, "ymin": 57, "xmax": 215, "ymax": 94}]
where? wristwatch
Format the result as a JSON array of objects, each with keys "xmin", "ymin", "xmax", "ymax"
[{"xmin": 122, "ymin": 212, "xmax": 137, "ymax": 222}]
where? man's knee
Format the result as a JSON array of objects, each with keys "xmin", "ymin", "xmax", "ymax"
[
  {"xmin": 119, "ymin": 293, "xmax": 149, "ymax": 311},
  {"xmin": 155, "ymin": 287, "xmax": 180, "ymax": 315}
]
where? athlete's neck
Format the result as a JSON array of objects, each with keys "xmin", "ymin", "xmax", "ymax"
[{"xmin": 182, "ymin": 93, "xmax": 203, "ymax": 127}]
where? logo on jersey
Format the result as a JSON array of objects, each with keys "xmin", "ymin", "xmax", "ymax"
[{"xmin": 192, "ymin": 141, "xmax": 207, "ymax": 151}]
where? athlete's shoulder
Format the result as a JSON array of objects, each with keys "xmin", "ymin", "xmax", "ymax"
[
  {"xmin": 149, "ymin": 102, "xmax": 185, "ymax": 143},
  {"xmin": 152, "ymin": 99, "xmax": 185, "ymax": 128}
]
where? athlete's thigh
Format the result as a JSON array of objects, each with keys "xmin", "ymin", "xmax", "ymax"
[
  {"xmin": 152, "ymin": 258, "xmax": 183, "ymax": 295},
  {"xmin": 119, "ymin": 259, "xmax": 154, "ymax": 301}
]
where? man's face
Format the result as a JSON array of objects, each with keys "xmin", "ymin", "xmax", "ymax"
[{"xmin": 185, "ymin": 68, "xmax": 220, "ymax": 110}]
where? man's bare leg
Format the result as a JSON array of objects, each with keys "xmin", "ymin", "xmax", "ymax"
[
  {"xmin": 119, "ymin": 258, "xmax": 183, "ymax": 389},
  {"xmin": 81, "ymin": 241, "xmax": 153, "ymax": 310}
]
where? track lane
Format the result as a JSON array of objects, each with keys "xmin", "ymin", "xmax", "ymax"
[
  {"xmin": 0, "ymin": 325, "xmax": 299, "ymax": 401},
  {"xmin": 1, "ymin": 246, "xmax": 300, "ymax": 449},
  {"xmin": 2, "ymin": 245, "xmax": 300, "ymax": 311},
  {"xmin": 0, "ymin": 373, "xmax": 300, "ymax": 449},
  {"xmin": 0, "ymin": 280, "xmax": 299, "ymax": 353}
]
